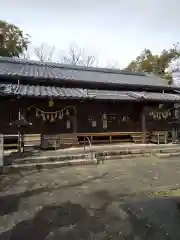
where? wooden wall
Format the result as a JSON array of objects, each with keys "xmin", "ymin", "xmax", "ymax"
[
  {"xmin": 0, "ymin": 97, "xmax": 19, "ymax": 134},
  {"xmin": 145, "ymin": 104, "xmax": 173, "ymax": 131},
  {"xmin": 0, "ymin": 97, "xmax": 174, "ymax": 135},
  {"xmin": 76, "ymin": 100, "xmax": 142, "ymax": 133}
]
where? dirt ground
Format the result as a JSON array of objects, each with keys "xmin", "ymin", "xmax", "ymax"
[{"xmin": 1, "ymin": 156, "xmax": 180, "ymax": 239}]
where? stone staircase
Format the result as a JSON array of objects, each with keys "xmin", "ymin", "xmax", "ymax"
[{"xmin": 3, "ymin": 143, "xmax": 180, "ymax": 172}]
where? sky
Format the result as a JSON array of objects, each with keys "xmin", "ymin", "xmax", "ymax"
[{"xmin": 1, "ymin": 0, "xmax": 180, "ymax": 68}]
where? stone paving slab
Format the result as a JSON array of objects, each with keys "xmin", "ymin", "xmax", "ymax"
[{"xmin": 1, "ymin": 156, "xmax": 180, "ymax": 239}]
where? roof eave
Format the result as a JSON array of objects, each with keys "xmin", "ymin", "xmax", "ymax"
[{"xmin": 1, "ymin": 74, "xmax": 178, "ymax": 92}]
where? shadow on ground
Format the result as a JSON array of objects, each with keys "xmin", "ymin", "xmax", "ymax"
[
  {"xmin": 0, "ymin": 193, "xmax": 180, "ymax": 240},
  {"xmin": 0, "ymin": 172, "xmax": 108, "ymax": 216},
  {"xmin": 1, "ymin": 190, "xmax": 180, "ymax": 239},
  {"xmin": 0, "ymin": 202, "xmax": 107, "ymax": 240}
]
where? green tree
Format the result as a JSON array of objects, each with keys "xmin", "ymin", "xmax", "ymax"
[
  {"xmin": 125, "ymin": 44, "xmax": 180, "ymax": 82},
  {"xmin": 0, "ymin": 20, "xmax": 30, "ymax": 57}
]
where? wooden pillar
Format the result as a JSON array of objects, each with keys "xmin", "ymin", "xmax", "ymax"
[
  {"xmin": 73, "ymin": 107, "xmax": 77, "ymax": 133},
  {"xmin": 0, "ymin": 134, "xmax": 4, "ymax": 169},
  {"xmin": 73, "ymin": 115, "xmax": 77, "ymax": 133},
  {"xmin": 173, "ymin": 104, "xmax": 179, "ymax": 142},
  {"xmin": 141, "ymin": 106, "xmax": 147, "ymax": 144}
]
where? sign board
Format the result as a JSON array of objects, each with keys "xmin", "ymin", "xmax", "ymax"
[{"xmin": 0, "ymin": 134, "xmax": 4, "ymax": 167}]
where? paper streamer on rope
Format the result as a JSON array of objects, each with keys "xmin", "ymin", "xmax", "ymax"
[
  {"xmin": 28, "ymin": 105, "xmax": 76, "ymax": 122},
  {"xmin": 66, "ymin": 120, "xmax": 71, "ymax": 129}
]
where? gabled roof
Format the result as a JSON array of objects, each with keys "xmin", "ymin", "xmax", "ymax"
[{"xmin": 0, "ymin": 57, "xmax": 175, "ymax": 90}]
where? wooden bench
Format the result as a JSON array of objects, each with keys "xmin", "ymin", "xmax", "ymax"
[{"xmin": 77, "ymin": 132, "xmax": 150, "ymax": 144}]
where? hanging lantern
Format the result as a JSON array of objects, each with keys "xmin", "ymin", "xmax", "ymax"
[{"xmin": 49, "ymin": 100, "xmax": 54, "ymax": 107}]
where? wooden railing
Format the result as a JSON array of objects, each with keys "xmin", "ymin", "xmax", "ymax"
[{"xmin": 3, "ymin": 134, "xmax": 18, "ymax": 150}]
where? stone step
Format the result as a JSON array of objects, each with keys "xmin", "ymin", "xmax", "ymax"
[
  {"xmin": 5, "ymin": 152, "xmax": 96, "ymax": 165},
  {"xmin": 2, "ymin": 150, "xmax": 180, "ymax": 173},
  {"xmin": 155, "ymin": 152, "xmax": 180, "ymax": 158},
  {"xmin": 153, "ymin": 148, "xmax": 180, "ymax": 154},
  {"xmin": 5, "ymin": 145, "xmax": 180, "ymax": 166},
  {"xmin": 3, "ymin": 158, "xmax": 96, "ymax": 173},
  {"xmin": 4, "ymin": 152, "xmax": 180, "ymax": 173},
  {"xmin": 4, "ymin": 143, "xmax": 180, "ymax": 157}
]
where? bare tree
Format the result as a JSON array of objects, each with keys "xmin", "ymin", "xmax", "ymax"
[
  {"xmin": 60, "ymin": 43, "xmax": 98, "ymax": 67},
  {"xmin": 21, "ymin": 50, "xmax": 31, "ymax": 60},
  {"xmin": 34, "ymin": 43, "xmax": 55, "ymax": 62}
]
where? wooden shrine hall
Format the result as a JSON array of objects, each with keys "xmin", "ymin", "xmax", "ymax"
[{"xmin": 0, "ymin": 56, "xmax": 180, "ymax": 149}]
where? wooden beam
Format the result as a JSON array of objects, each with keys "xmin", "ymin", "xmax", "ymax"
[{"xmin": 141, "ymin": 106, "xmax": 147, "ymax": 144}]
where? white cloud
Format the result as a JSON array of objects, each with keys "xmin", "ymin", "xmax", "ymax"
[{"xmin": 1, "ymin": 0, "xmax": 180, "ymax": 68}]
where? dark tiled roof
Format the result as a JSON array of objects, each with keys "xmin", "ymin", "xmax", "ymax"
[
  {"xmin": 87, "ymin": 90, "xmax": 180, "ymax": 102},
  {"xmin": 87, "ymin": 89, "xmax": 136, "ymax": 100},
  {"xmin": 0, "ymin": 57, "xmax": 172, "ymax": 89},
  {"xmin": 129, "ymin": 91, "xmax": 180, "ymax": 102},
  {"xmin": 0, "ymin": 84, "xmax": 137, "ymax": 100},
  {"xmin": 0, "ymin": 83, "xmax": 180, "ymax": 102},
  {"xmin": 0, "ymin": 84, "xmax": 88, "ymax": 99}
]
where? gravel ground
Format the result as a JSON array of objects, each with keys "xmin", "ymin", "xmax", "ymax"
[{"xmin": 1, "ymin": 156, "xmax": 180, "ymax": 239}]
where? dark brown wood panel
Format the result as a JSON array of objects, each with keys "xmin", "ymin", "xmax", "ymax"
[
  {"xmin": 76, "ymin": 100, "xmax": 142, "ymax": 133},
  {"xmin": 0, "ymin": 97, "xmax": 174, "ymax": 136},
  {"xmin": 145, "ymin": 104, "xmax": 173, "ymax": 132},
  {"xmin": 0, "ymin": 97, "xmax": 18, "ymax": 134}
]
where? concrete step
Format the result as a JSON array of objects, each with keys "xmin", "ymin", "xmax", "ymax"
[
  {"xmin": 5, "ymin": 146, "xmax": 180, "ymax": 166},
  {"xmin": 4, "ymin": 152, "xmax": 179, "ymax": 173},
  {"xmin": 4, "ymin": 143, "xmax": 180, "ymax": 158},
  {"xmin": 7, "ymin": 149, "xmax": 153, "ymax": 165},
  {"xmin": 8, "ymin": 153, "xmax": 95, "ymax": 165},
  {"xmin": 2, "ymin": 151, "xmax": 180, "ymax": 173},
  {"xmin": 155, "ymin": 152, "xmax": 180, "ymax": 158},
  {"xmin": 151, "ymin": 147, "xmax": 180, "ymax": 154},
  {"xmin": 3, "ymin": 158, "xmax": 96, "ymax": 173},
  {"xmin": 3, "ymin": 143, "xmax": 180, "ymax": 171}
]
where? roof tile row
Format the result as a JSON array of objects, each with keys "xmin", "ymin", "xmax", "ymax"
[
  {"xmin": 0, "ymin": 57, "xmax": 171, "ymax": 89},
  {"xmin": 0, "ymin": 83, "xmax": 180, "ymax": 102}
]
